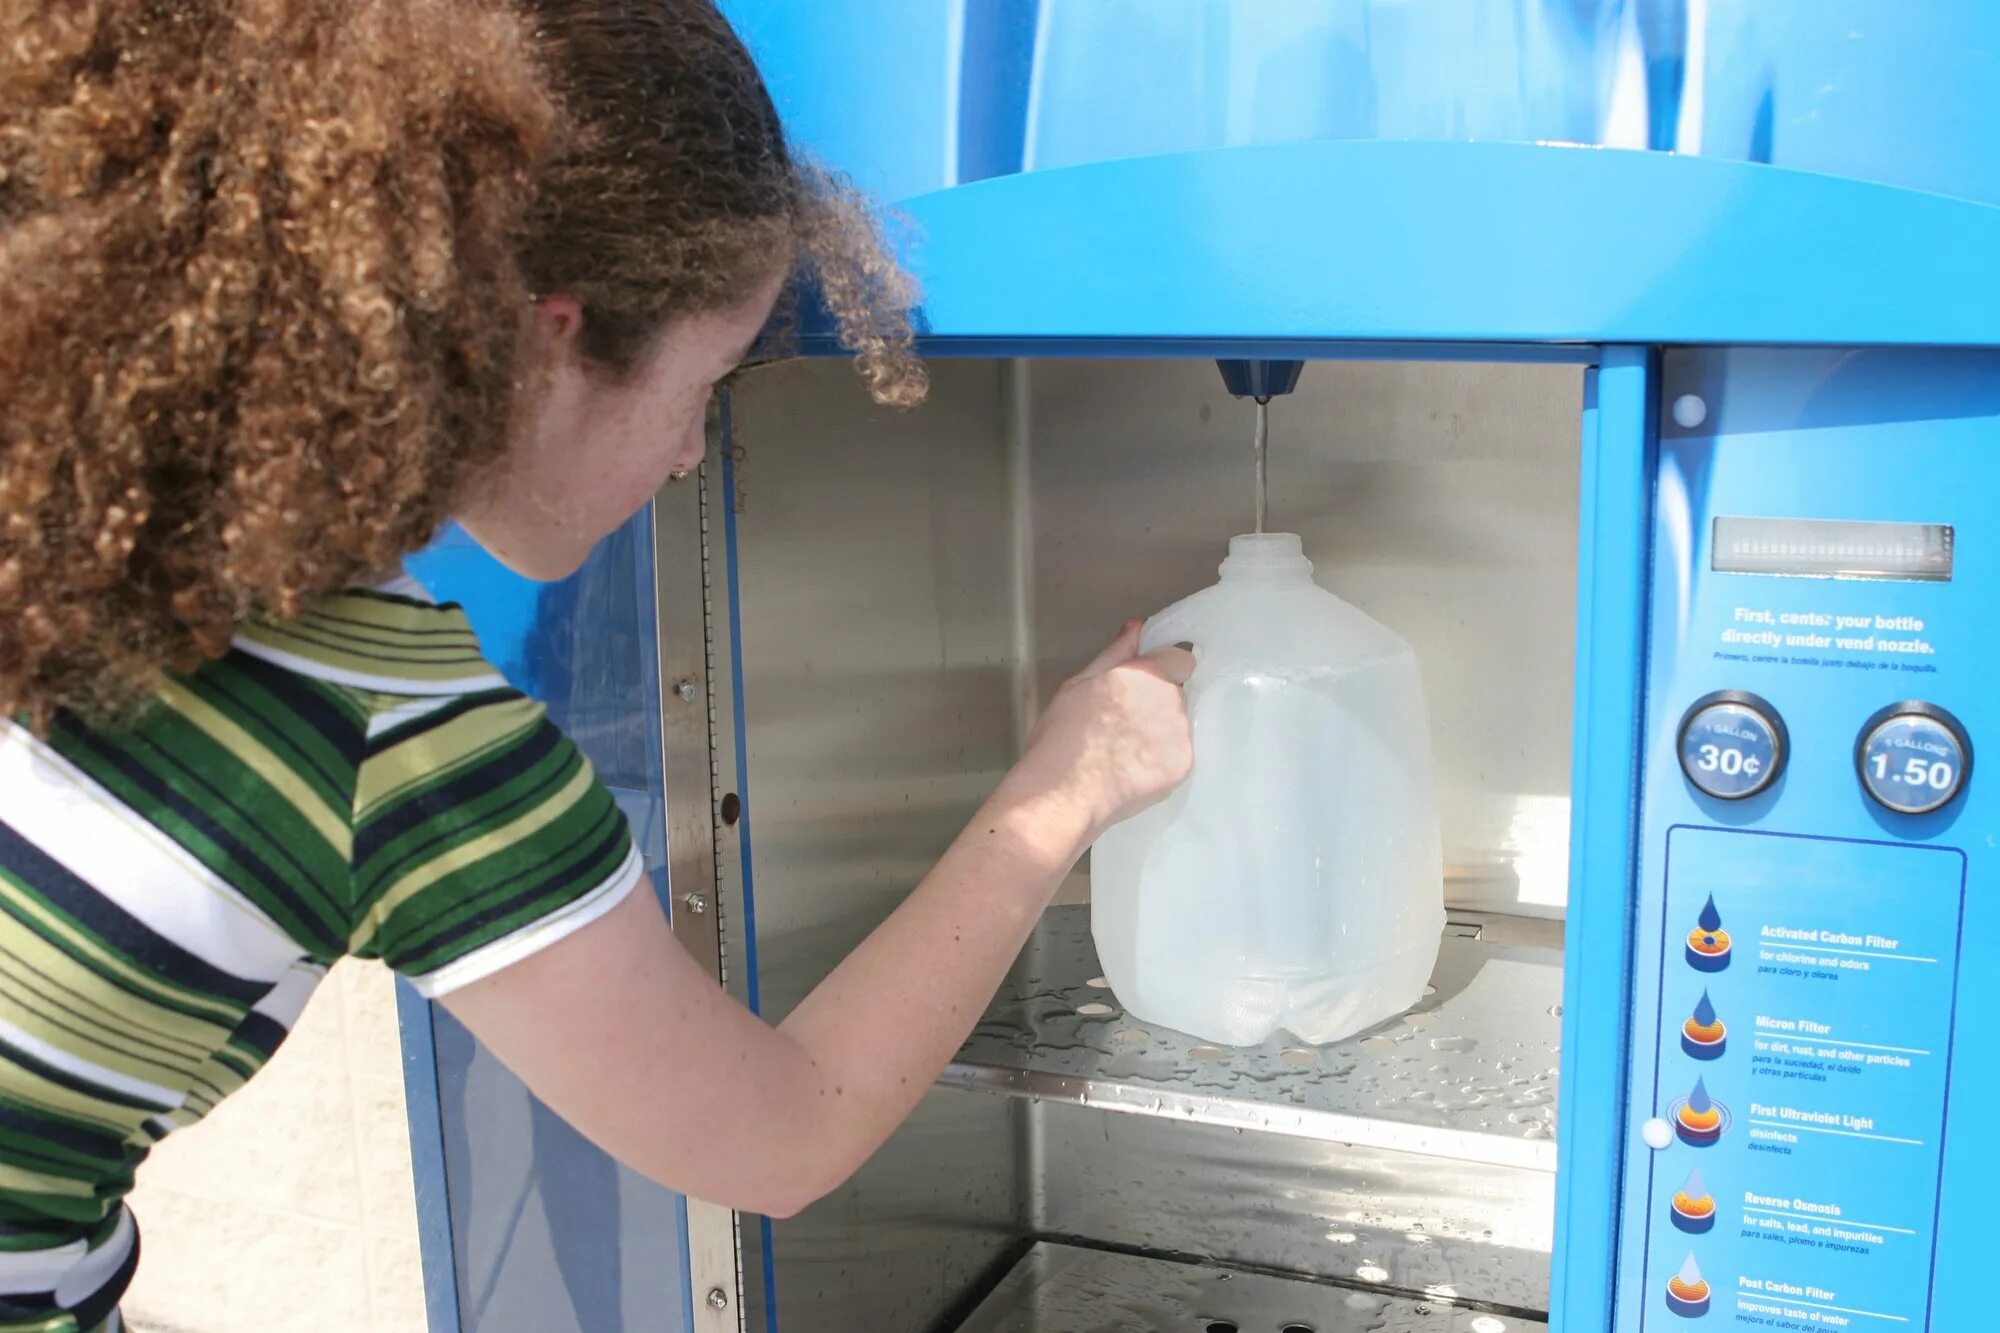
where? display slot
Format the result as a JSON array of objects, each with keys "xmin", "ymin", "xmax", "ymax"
[
  {"xmin": 1711, "ymin": 516, "xmax": 1953, "ymax": 582},
  {"xmin": 942, "ymin": 906, "xmax": 1564, "ymax": 1171}
]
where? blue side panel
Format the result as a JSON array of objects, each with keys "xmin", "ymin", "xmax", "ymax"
[
  {"xmin": 1689, "ymin": 2, "xmax": 2000, "ymax": 205},
  {"xmin": 1553, "ymin": 348, "xmax": 1657, "ymax": 1333},
  {"xmin": 722, "ymin": 0, "xmax": 2000, "ymax": 205},
  {"xmin": 877, "ymin": 143, "xmax": 2000, "ymax": 350},
  {"xmin": 721, "ymin": 0, "xmax": 954, "ymax": 203},
  {"xmin": 397, "ymin": 976, "xmax": 463, "ymax": 1333},
  {"xmin": 396, "ymin": 518, "xmax": 693, "ymax": 1333},
  {"xmin": 954, "ymin": 0, "xmax": 1040, "ymax": 184},
  {"xmin": 720, "ymin": 0, "xmax": 1608, "ymax": 197},
  {"xmin": 1023, "ymin": 0, "xmax": 1621, "ymax": 164},
  {"xmin": 1615, "ymin": 348, "xmax": 2000, "ymax": 1330}
]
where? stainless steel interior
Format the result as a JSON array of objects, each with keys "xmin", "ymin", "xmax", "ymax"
[
  {"xmin": 956, "ymin": 1243, "xmax": 1547, "ymax": 1332},
  {"xmin": 686, "ymin": 355, "xmax": 1583, "ymax": 1331}
]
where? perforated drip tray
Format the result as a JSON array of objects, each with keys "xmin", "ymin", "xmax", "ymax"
[
  {"xmin": 955, "ymin": 1243, "xmax": 1548, "ymax": 1333},
  {"xmin": 943, "ymin": 906, "xmax": 1564, "ymax": 1170}
]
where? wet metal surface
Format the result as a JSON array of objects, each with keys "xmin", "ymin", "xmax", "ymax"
[
  {"xmin": 955, "ymin": 1242, "xmax": 1549, "ymax": 1332},
  {"xmin": 946, "ymin": 908, "xmax": 1563, "ymax": 1171},
  {"xmin": 1033, "ymin": 1107, "xmax": 1554, "ymax": 1316}
]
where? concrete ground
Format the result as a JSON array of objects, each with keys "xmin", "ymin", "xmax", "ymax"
[{"xmin": 123, "ymin": 958, "xmax": 428, "ymax": 1332}]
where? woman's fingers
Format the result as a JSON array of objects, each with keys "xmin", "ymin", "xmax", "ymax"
[
  {"xmin": 1133, "ymin": 645, "xmax": 1195, "ymax": 686},
  {"xmin": 1077, "ymin": 619, "xmax": 1144, "ymax": 677}
]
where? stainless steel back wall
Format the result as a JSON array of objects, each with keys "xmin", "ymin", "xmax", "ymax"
[{"xmin": 1023, "ymin": 358, "xmax": 1583, "ymax": 916}]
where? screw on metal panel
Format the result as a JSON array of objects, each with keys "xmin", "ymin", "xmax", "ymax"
[
  {"xmin": 706, "ymin": 1287, "xmax": 729, "ymax": 1311},
  {"xmin": 675, "ymin": 678, "xmax": 699, "ymax": 702},
  {"xmin": 683, "ymin": 893, "xmax": 708, "ymax": 916}
]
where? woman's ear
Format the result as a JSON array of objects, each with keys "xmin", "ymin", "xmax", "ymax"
[{"xmin": 530, "ymin": 295, "xmax": 586, "ymax": 354}]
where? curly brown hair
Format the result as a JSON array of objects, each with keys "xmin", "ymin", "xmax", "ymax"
[{"xmin": 0, "ymin": 0, "xmax": 923, "ymax": 724}]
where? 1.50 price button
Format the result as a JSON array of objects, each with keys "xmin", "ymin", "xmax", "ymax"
[{"xmin": 1857, "ymin": 702, "xmax": 1972, "ymax": 816}]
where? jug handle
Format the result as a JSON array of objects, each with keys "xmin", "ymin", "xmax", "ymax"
[{"xmin": 1139, "ymin": 602, "xmax": 1200, "ymax": 660}]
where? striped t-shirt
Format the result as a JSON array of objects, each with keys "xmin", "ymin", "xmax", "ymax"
[{"xmin": 0, "ymin": 580, "xmax": 642, "ymax": 1328}]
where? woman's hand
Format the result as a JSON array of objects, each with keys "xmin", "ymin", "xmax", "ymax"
[{"xmin": 999, "ymin": 620, "xmax": 1195, "ymax": 848}]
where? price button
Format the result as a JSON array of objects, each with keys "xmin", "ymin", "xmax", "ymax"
[
  {"xmin": 1678, "ymin": 692, "xmax": 1787, "ymax": 801},
  {"xmin": 1857, "ymin": 703, "xmax": 1972, "ymax": 816}
]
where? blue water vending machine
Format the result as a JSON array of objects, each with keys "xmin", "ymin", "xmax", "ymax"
[{"xmin": 400, "ymin": 4, "xmax": 2000, "ymax": 1329}]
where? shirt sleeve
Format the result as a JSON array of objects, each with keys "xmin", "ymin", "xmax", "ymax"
[{"xmin": 348, "ymin": 688, "xmax": 643, "ymax": 997}]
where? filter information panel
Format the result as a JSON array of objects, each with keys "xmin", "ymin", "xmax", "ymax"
[{"xmin": 1635, "ymin": 828, "xmax": 1965, "ymax": 1330}]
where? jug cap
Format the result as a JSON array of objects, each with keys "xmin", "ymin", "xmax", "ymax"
[{"xmin": 1221, "ymin": 533, "xmax": 1313, "ymax": 578}]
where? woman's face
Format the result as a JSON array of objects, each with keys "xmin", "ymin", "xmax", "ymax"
[{"xmin": 458, "ymin": 268, "xmax": 785, "ymax": 581}]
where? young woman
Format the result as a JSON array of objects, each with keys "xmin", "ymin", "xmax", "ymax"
[{"xmin": 0, "ymin": 2, "xmax": 1193, "ymax": 1325}]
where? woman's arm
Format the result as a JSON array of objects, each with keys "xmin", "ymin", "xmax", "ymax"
[{"xmin": 442, "ymin": 624, "xmax": 1192, "ymax": 1218}]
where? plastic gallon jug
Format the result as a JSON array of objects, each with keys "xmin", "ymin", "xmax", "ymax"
[{"xmin": 1091, "ymin": 533, "xmax": 1445, "ymax": 1046}]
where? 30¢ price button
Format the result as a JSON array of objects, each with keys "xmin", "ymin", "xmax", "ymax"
[{"xmin": 1679, "ymin": 691, "xmax": 1788, "ymax": 801}]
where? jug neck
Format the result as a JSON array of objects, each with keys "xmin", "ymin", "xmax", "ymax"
[{"xmin": 1219, "ymin": 533, "xmax": 1314, "ymax": 583}]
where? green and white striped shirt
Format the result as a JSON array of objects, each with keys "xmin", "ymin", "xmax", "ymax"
[{"xmin": 0, "ymin": 579, "xmax": 640, "ymax": 1329}]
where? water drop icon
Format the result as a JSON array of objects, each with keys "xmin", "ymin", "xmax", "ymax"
[
  {"xmin": 1674, "ymin": 1075, "xmax": 1727, "ymax": 1147},
  {"xmin": 1672, "ymin": 1165, "xmax": 1716, "ymax": 1233},
  {"xmin": 1666, "ymin": 1252, "xmax": 1713, "ymax": 1317},
  {"xmin": 1687, "ymin": 896, "xmax": 1733, "ymax": 973},
  {"xmin": 1683, "ymin": 989, "xmax": 1727, "ymax": 1060}
]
